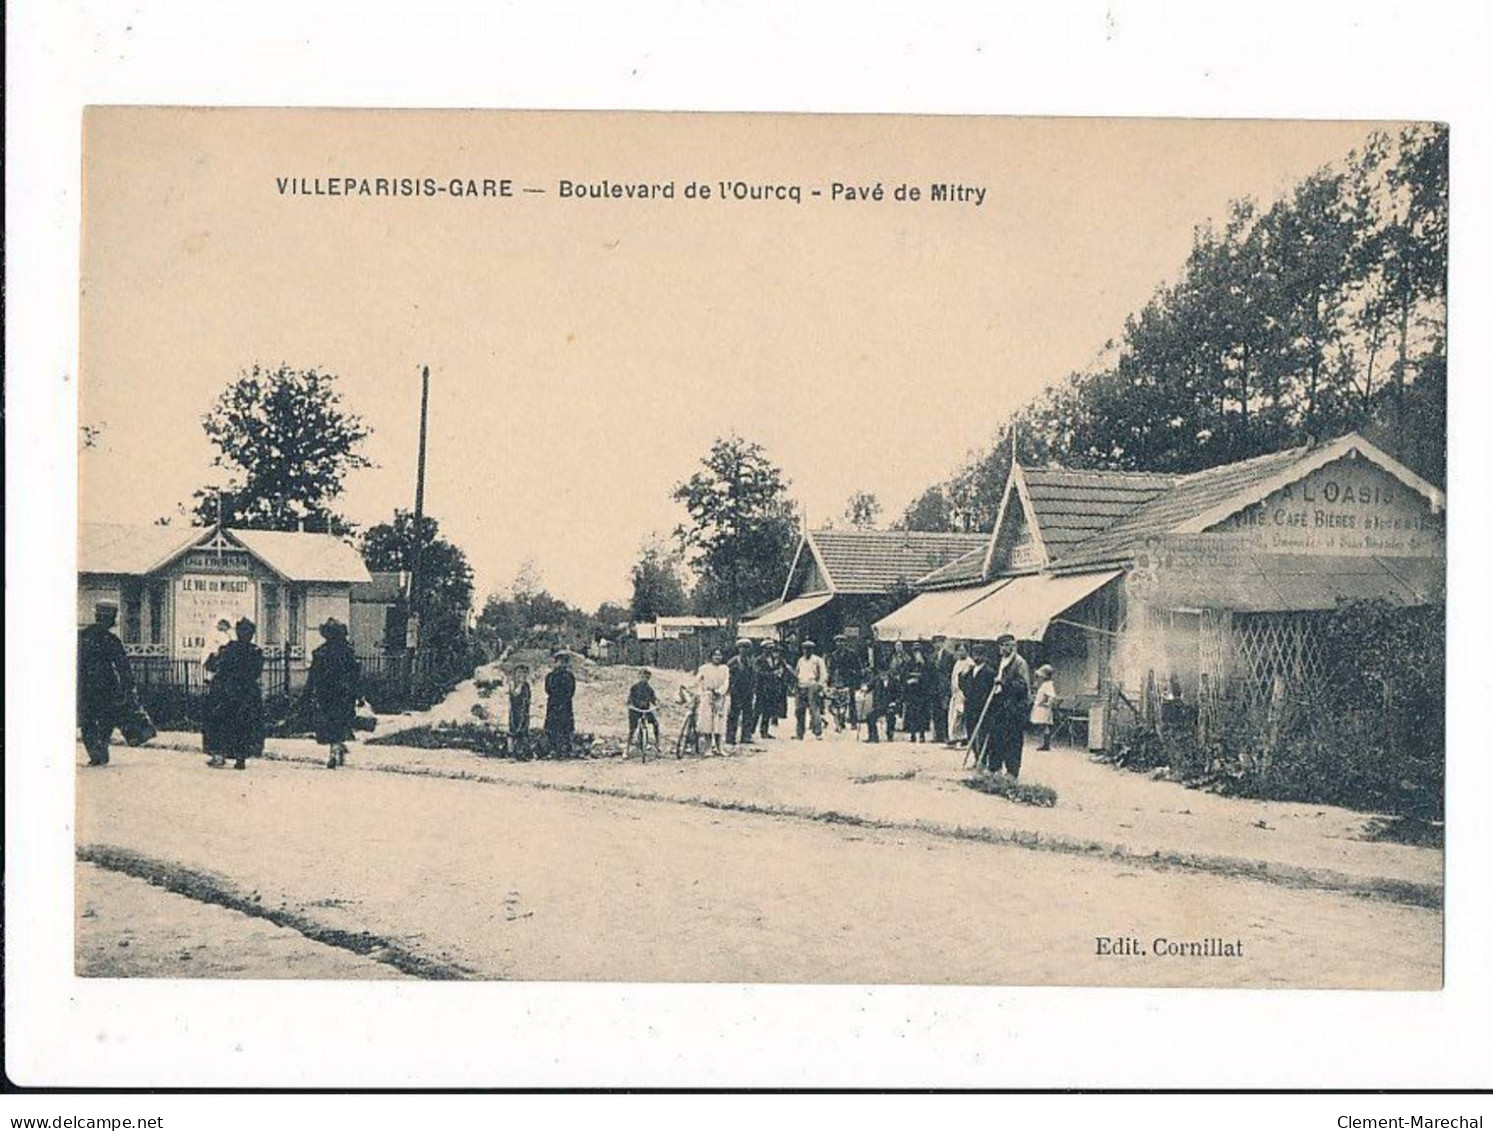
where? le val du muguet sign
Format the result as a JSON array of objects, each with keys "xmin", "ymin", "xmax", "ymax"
[
  {"xmin": 1209, "ymin": 459, "xmax": 1443, "ymax": 558},
  {"xmin": 177, "ymin": 573, "xmax": 255, "ymax": 653}
]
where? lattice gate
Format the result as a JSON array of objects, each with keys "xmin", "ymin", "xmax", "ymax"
[{"xmin": 1230, "ymin": 612, "xmax": 1328, "ymax": 705}]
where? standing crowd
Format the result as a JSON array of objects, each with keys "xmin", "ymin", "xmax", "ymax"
[
  {"xmin": 659, "ymin": 630, "xmax": 1057, "ymax": 776},
  {"xmin": 81, "ymin": 602, "xmax": 1058, "ymax": 780}
]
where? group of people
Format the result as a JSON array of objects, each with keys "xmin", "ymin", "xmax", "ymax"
[
  {"xmin": 501, "ymin": 651, "xmax": 581, "ymax": 753},
  {"xmin": 76, "ymin": 601, "xmax": 365, "ymax": 771},
  {"xmin": 642, "ymin": 630, "xmax": 1057, "ymax": 776}
]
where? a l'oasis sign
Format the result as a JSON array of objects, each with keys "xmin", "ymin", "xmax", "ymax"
[
  {"xmin": 177, "ymin": 574, "xmax": 256, "ymax": 653},
  {"xmin": 1209, "ymin": 458, "xmax": 1443, "ymax": 557}
]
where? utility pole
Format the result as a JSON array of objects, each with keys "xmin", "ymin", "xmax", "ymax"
[{"xmin": 408, "ymin": 365, "xmax": 431, "ymax": 652}]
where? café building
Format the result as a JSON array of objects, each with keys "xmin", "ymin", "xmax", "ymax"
[{"xmin": 874, "ymin": 432, "xmax": 1445, "ymax": 719}]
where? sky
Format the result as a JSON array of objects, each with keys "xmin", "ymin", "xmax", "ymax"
[{"xmin": 79, "ymin": 110, "xmax": 1386, "ymax": 609}]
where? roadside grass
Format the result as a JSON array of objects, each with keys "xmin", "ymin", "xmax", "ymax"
[
  {"xmin": 851, "ymin": 769, "xmax": 919, "ymax": 785},
  {"xmin": 963, "ymin": 771, "xmax": 1058, "ymax": 808},
  {"xmin": 1360, "ymin": 815, "xmax": 1444, "ymax": 849}
]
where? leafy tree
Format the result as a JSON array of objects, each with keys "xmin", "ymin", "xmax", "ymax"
[
  {"xmin": 361, "ymin": 510, "xmax": 475, "ymax": 652},
  {"xmin": 630, "ymin": 537, "xmax": 689, "ymax": 621},
  {"xmin": 906, "ymin": 123, "xmax": 1447, "ymax": 507},
  {"xmin": 593, "ymin": 602, "xmax": 632, "ymax": 634},
  {"xmin": 476, "ymin": 560, "xmax": 590, "ymax": 651},
  {"xmin": 842, "ymin": 490, "xmax": 883, "ymax": 530},
  {"xmin": 894, "ymin": 485, "xmax": 956, "ymax": 532},
  {"xmin": 672, "ymin": 435, "xmax": 799, "ymax": 621},
  {"xmin": 189, "ymin": 363, "xmax": 372, "ymax": 531},
  {"xmin": 361, "ymin": 511, "xmax": 474, "ymax": 614}
]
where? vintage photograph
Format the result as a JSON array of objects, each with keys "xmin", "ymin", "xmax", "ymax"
[{"xmin": 75, "ymin": 110, "xmax": 1446, "ymax": 988}]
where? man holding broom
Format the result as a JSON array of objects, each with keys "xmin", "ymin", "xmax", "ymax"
[{"xmin": 966, "ymin": 635, "xmax": 1032, "ymax": 776}]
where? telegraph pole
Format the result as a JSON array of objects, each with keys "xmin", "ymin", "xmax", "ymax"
[{"xmin": 408, "ymin": 365, "xmax": 430, "ymax": 651}]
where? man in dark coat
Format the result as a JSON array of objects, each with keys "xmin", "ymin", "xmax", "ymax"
[
  {"xmin": 828, "ymin": 633, "xmax": 865, "ymax": 731},
  {"xmin": 755, "ymin": 642, "xmax": 787, "ymax": 738},
  {"xmin": 964, "ymin": 644, "xmax": 999, "ymax": 770},
  {"xmin": 725, "ymin": 639, "xmax": 759, "ymax": 747},
  {"xmin": 306, "ymin": 617, "xmax": 361, "ymax": 769},
  {"xmin": 544, "ymin": 650, "xmax": 577, "ymax": 753},
  {"xmin": 932, "ymin": 637, "xmax": 957, "ymax": 743},
  {"xmin": 202, "ymin": 617, "xmax": 266, "ymax": 770},
  {"xmin": 987, "ymin": 633, "xmax": 1032, "ymax": 777},
  {"xmin": 78, "ymin": 601, "xmax": 135, "ymax": 766}
]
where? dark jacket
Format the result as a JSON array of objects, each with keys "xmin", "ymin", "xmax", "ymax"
[
  {"xmin": 78, "ymin": 624, "xmax": 133, "ymax": 720},
  {"xmin": 727, "ymin": 654, "xmax": 757, "ymax": 699},
  {"xmin": 964, "ymin": 662, "xmax": 998, "ymax": 738},
  {"xmin": 203, "ymin": 639, "xmax": 266, "ymax": 759},
  {"xmin": 306, "ymin": 637, "xmax": 360, "ymax": 745},
  {"xmin": 829, "ymin": 645, "xmax": 864, "ymax": 688},
  {"xmin": 991, "ymin": 653, "xmax": 1033, "ymax": 719},
  {"xmin": 934, "ymin": 647, "xmax": 958, "ymax": 701},
  {"xmin": 544, "ymin": 666, "xmax": 577, "ymax": 740}
]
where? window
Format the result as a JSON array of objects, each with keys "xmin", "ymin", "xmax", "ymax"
[
  {"xmin": 263, "ymin": 583, "xmax": 281, "ymax": 646},
  {"xmin": 123, "ymin": 581, "xmax": 143, "ymax": 644},
  {"xmin": 148, "ymin": 582, "xmax": 166, "ymax": 645},
  {"xmin": 287, "ymin": 586, "xmax": 303, "ymax": 650}
]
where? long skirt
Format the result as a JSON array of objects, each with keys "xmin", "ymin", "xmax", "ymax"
[
  {"xmin": 698, "ymin": 691, "xmax": 725, "ymax": 737},
  {"xmin": 203, "ymin": 682, "xmax": 265, "ymax": 760}
]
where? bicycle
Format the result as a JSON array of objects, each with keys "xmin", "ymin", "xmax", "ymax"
[
  {"xmin": 627, "ymin": 707, "xmax": 663, "ymax": 762},
  {"xmin": 672, "ymin": 693, "xmax": 701, "ymax": 759}
]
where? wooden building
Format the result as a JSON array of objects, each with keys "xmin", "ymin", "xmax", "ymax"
[
  {"xmin": 741, "ymin": 529, "xmax": 988, "ymax": 643},
  {"xmin": 78, "ymin": 522, "xmax": 374, "ymax": 660},
  {"xmin": 874, "ymin": 433, "xmax": 1445, "ymax": 714}
]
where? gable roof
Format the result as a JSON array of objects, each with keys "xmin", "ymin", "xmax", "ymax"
[
  {"xmin": 1020, "ymin": 466, "xmax": 1177, "ymax": 560},
  {"xmin": 794, "ymin": 529, "xmax": 988, "ymax": 596},
  {"xmin": 915, "ymin": 545, "xmax": 988, "ymax": 590},
  {"xmin": 79, "ymin": 523, "xmax": 206, "ymax": 576},
  {"xmin": 1051, "ymin": 433, "xmax": 1444, "ymax": 572},
  {"xmin": 231, "ymin": 528, "xmax": 373, "ymax": 584},
  {"xmin": 78, "ymin": 522, "xmax": 372, "ymax": 584}
]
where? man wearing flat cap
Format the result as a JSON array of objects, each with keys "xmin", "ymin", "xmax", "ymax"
[
  {"xmin": 725, "ymin": 638, "xmax": 758, "ymax": 749},
  {"xmin": 986, "ymin": 634, "xmax": 1032, "ymax": 776},
  {"xmin": 77, "ymin": 601, "xmax": 136, "ymax": 765}
]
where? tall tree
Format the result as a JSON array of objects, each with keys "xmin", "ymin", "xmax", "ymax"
[
  {"xmin": 630, "ymin": 537, "xmax": 689, "ymax": 622},
  {"xmin": 190, "ymin": 363, "xmax": 372, "ymax": 531},
  {"xmin": 361, "ymin": 510, "xmax": 475, "ymax": 652},
  {"xmin": 894, "ymin": 485, "xmax": 956, "ymax": 532},
  {"xmin": 361, "ymin": 511, "xmax": 475, "ymax": 615},
  {"xmin": 672, "ymin": 435, "xmax": 798, "ymax": 621}
]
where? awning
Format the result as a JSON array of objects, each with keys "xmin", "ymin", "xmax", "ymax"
[
  {"xmin": 738, "ymin": 592, "xmax": 835, "ymax": 631},
  {"xmin": 872, "ymin": 581, "xmax": 1009, "ymax": 641},
  {"xmin": 942, "ymin": 570, "xmax": 1122, "ymax": 641}
]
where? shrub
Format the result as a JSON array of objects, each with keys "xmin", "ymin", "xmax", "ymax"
[{"xmin": 963, "ymin": 771, "xmax": 1058, "ymax": 807}]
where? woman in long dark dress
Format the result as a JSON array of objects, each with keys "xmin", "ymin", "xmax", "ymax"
[
  {"xmin": 306, "ymin": 617, "xmax": 361, "ymax": 770},
  {"xmin": 900, "ymin": 644, "xmax": 933, "ymax": 741},
  {"xmin": 202, "ymin": 617, "xmax": 266, "ymax": 770},
  {"xmin": 543, "ymin": 650, "xmax": 577, "ymax": 753}
]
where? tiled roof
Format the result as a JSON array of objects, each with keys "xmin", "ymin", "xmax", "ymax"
[
  {"xmin": 809, "ymin": 529, "xmax": 988, "ymax": 594},
  {"xmin": 1050, "ymin": 444, "xmax": 1315, "ymax": 571},
  {"xmin": 914, "ymin": 546, "xmax": 987, "ymax": 590},
  {"xmin": 1021, "ymin": 467, "xmax": 1177, "ymax": 559},
  {"xmin": 79, "ymin": 523, "xmax": 204, "ymax": 575}
]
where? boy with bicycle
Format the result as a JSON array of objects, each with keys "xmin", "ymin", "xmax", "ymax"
[{"xmin": 626, "ymin": 668, "xmax": 662, "ymax": 755}]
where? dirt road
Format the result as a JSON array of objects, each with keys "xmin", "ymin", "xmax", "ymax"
[{"xmin": 76, "ymin": 747, "xmax": 1440, "ymax": 988}]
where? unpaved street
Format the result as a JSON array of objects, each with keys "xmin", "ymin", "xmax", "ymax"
[{"xmin": 77, "ymin": 746, "xmax": 1440, "ymax": 988}]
